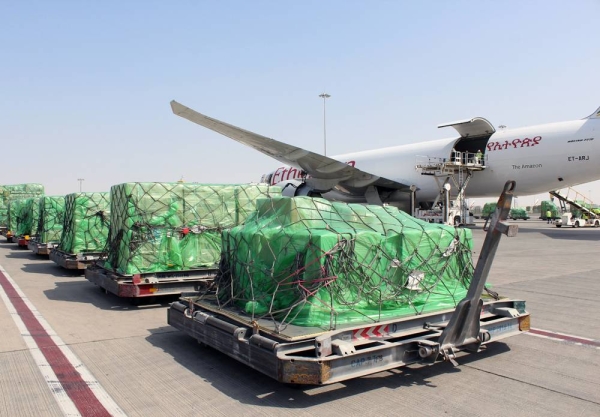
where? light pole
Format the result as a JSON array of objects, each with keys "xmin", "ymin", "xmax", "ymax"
[
  {"xmin": 319, "ymin": 93, "xmax": 331, "ymax": 155},
  {"xmin": 77, "ymin": 178, "xmax": 84, "ymax": 192}
]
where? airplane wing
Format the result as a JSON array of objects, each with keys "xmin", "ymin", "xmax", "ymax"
[{"xmin": 171, "ymin": 101, "xmax": 411, "ymax": 193}]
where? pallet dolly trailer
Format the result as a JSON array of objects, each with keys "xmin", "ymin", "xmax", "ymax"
[
  {"xmin": 50, "ymin": 248, "xmax": 103, "ymax": 270},
  {"xmin": 168, "ymin": 181, "xmax": 530, "ymax": 385},
  {"xmin": 85, "ymin": 261, "xmax": 218, "ymax": 298},
  {"xmin": 28, "ymin": 240, "xmax": 58, "ymax": 255},
  {"xmin": 16, "ymin": 235, "xmax": 30, "ymax": 248}
]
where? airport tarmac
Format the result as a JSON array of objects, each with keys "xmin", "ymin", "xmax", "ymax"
[{"xmin": 0, "ymin": 219, "xmax": 599, "ymax": 417}]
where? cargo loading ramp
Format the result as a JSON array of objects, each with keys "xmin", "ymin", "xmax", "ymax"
[
  {"xmin": 550, "ymin": 188, "xmax": 598, "ymax": 219},
  {"xmin": 168, "ymin": 181, "xmax": 530, "ymax": 385}
]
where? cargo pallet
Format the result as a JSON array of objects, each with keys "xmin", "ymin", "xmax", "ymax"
[
  {"xmin": 28, "ymin": 240, "xmax": 58, "ymax": 255},
  {"xmin": 85, "ymin": 263, "xmax": 218, "ymax": 298},
  {"xmin": 50, "ymin": 249, "xmax": 102, "ymax": 270},
  {"xmin": 168, "ymin": 181, "xmax": 529, "ymax": 385}
]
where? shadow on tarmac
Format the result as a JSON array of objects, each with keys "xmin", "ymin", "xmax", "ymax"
[
  {"xmin": 21, "ymin": 261, "xmax": 84, "ymax": 277},
  {"xmin": 4, "ymin": 248, "xmax": 36, "ymax": 259},
  {"xmin": 145, "ymin": 326, "xmax": 511, "ymax": 408},
  {"xmin": 43, "ymin": 280, "xmax": 178, "ymax": 311}
]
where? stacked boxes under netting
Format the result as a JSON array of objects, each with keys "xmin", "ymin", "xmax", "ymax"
[
  {"xmin": 35, "ymin": 196, "xmax": 66, "ymax": 244},
  {"xmin": 58, "ymin": 192, "xmax": 111, "ymax": 255},
  {"xmin": 8, "ymin": 200, "xmax": 26, "ymax": 234},
  {"xmin": 17, "ymin": 197, "xmax": 42, "ymax": 237},
  {"xmin": 0, "ymin": 183, "xmax": 45, "ymax": 229},
  {"xmin": 103, "ymin": 182, "xmax": 281, "ymax": 275},
  {"xmin": 215, "ymin": 197, "xmax": 474, "ymax": 329}
]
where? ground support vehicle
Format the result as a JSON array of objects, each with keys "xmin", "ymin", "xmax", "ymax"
[
  {"xmin": 85, "ymin": 261, "xmax": 218, "ymax": 298},
  {"xmin": 3, "ymin": 230, "xmax": 14, "ymax": 243},
  {"xmin": 168, "ymin": 182, "xmax": 530, "ymax": 385},
  {"xmin": 16, "ymin": 235, "xmax": 30, "ymax": 248},
  {"xmin": 28, "ymin": 240, "xmax": 58, "ymax": 255},
  {"xmin": 555, "ymin": 212, "xmax": 600, "ymax": 228},
  {"xmin": 50, "ymin": 248, "xmax": 102, "ymax": 270}
]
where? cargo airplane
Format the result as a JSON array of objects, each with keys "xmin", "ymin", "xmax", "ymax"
[{"xmin": 171, "ymin": 100, "xmax": 600, "ymax": 214}]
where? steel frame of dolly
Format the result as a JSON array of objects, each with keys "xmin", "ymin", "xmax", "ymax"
[
  {"xmin": 49, "ymin": 248, "xmax": 103, "ymax": 270},
  {"xmin": 85, "ymin": 262, "xmax": 218, "ymax": 298},
  {"xmin": 28, "ymin": 240, "xmax": 58, "ymax": 256},
  {"xmin": 168, "ymin": 181, "xmax": 528, "ymax": 385}
]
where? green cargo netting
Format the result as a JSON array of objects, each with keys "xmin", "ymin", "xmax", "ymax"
[
  {"xmin": 214, "ymin": 197, "xmax": 474, "ymax": 328},
  {"xmin": 58, "ymin": 192, "xmax": 111, "ymax": 254},
  {"xmin": 103, "ymin": 182, "xmax": 281, "ymax": 275},
  {"xmin": 35, "ymin": 196, "xmax": 66, "ymax": 244},
  {"xmin": 0, "ymin": 183, "xmax": 44, "ymax": 228},
  {"xmin": 17, "ymin": 197, "xmax": 41, "ymax": 236},
  {"xmin": 7, "ymin": 199, "xmax": 26, "ymax": 233}
]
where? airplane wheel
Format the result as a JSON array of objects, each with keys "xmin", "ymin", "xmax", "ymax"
[
  {"xmin": 574, "ymin": 222, "xmax": 580, "ymax": 228},
  {"xmin": 453, "ymin": 216, "xmax": 461, "ymax": 226}
]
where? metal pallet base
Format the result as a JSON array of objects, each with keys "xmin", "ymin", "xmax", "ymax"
[
  {"xmin": 49, "ymin": 249, "xmax": 101, "ymax": 270},
  {"xmin": 168, "ymin": 298, "xmax": 529, "ymax": 385},
  {"xmin": 28, "ymin": 241, "xmax": 57, "ymax": 256},
  {"xmin": 85, "ymin": 264, "xmax": 218, "ymax": 298}
]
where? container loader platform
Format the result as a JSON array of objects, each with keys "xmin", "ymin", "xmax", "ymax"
[
  {"xmin": 168, "ymin": 181, "xmax": 529, "ymax": 385},
  {"xmin": 85, "ymin": 261, "xmax": 218, "ymax": 299}
]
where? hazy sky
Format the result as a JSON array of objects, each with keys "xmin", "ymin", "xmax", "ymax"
[{"xmin": 2, "ymin": 1, "xmax": 600, "ymax": 207}]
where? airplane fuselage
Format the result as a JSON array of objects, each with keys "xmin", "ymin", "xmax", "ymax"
[{"xmin": 267, "ymin": 118, "xmax": 600, "ymax": 203}]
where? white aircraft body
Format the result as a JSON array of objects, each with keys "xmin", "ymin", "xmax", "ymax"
[{"xmin": 171, "ymin": 101, "xmax": 600, "ymax": 210}]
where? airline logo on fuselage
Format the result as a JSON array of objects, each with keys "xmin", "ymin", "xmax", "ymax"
[
  {"xmin": 487, "ymin": 136, "xmax": 542, "ymax": 151},
  {"xmin": 267, "ymin": 161, "xmax": 356, "ymax": 185}
]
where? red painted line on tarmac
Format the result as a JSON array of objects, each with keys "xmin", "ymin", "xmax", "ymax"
[
  {"xmin": 529, "ymin": 328, "xmax": 600, "ymax": 347},
  {"xmin": 0, "ymin": 269, "xmax": 112, "ymax": 417}
]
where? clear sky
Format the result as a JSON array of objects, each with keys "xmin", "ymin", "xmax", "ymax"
[{"xmin": 2, "ymin": 1, "xmax": 599, "ymax": 208}]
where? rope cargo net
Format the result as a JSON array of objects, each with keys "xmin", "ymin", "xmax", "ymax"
[
  {"xmin": 58, "ymin": 192, "xmax": 111, "ymax": 255},
  {"xmin": 17, "ymin": 197, "xmax": 41, "ymax": 236},
  {"xmin": 35, "ymin": 196, "xmax": 66, "ymax": 244},
  {"xmin": 207, "ymin": 197, "xmax": 474, "ymax": 330},
  {"xmin": 0, "ymin": 183, "xmax": 44, "ymax": 228},
  {"xmin": 101, "ymin": 183, "xmax": 281, "ymax": 275},
  {"xmin": 8, "ymin": 200, "xmax": 26, "ymax": 233}
]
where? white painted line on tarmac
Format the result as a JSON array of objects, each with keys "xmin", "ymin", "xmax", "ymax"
[{"xmin": 0, "ymin": 265, "xmax": 127, "ymax": 417}]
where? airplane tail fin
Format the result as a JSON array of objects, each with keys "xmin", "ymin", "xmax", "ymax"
[{"xmin": 587, "ymin": 105, "xmax": 600, "ymax": 119}]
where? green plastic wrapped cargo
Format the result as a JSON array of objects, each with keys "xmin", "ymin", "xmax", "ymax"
[
  {"xmin": 0, "ymin": 183, "xmax": 45, "ymax": 228},
  {"xmin": 17, "ymin": 197, "xmax": 41, "ymax": 236},
  {"xmin": 58, "ymin": 192, "xmax": 111, "ymax": 255},
  {"xmin": 104, "ymin": 182, "xmax": 281, "ymax": 275},
  {"xmin": 219, "ymin": 197, "xmax": 473, "ymax": 327},
  {"xmin": 7, "ymin": 199, "xmax": 26, "ymax": 233},
  {"xmin": 35, "ymin": 196, "xmax": 66, "ymax": 244}
]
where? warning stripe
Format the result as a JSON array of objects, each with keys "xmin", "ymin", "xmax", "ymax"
[
  {"xmin": 527, "ymin": 328, "xmax": 600, "ymax": 349},
  {"xmin": 0, "ymin": 265, "xmax": 126, "ymax": 417}
]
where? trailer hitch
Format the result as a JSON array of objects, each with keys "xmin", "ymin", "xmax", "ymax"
[{"xmin": 421, "ymin": 181, "xmax": 518, "ymax": 365}]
